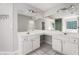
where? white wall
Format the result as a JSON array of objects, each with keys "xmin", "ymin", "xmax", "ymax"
[
  {"xmin": 45, "ymin": 18, "xmax": 55, "ymax": 30},
  {"xmin": 0, "ymin": 3, "xmax": 13, "ymax": 52},
  {"xmin": 35, "ymin": 18, "xmax": 45, "ymax": 30},
  {"xmin": 44, "ymin": 18, "xmax": 55, "ymax": 45}
]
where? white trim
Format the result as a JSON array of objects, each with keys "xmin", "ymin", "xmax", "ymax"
[{"xmin": 0, "ymin": 50, "xmax": 19, "ymax": 55}]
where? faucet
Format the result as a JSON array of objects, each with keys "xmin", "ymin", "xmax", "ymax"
[
  {"xmin": 64, "ymin": 32, "xmax": 67, "ymax": 35},
  {"xmin": 26, "ymin": 32, "xmax": 30, "ymax": 34}
]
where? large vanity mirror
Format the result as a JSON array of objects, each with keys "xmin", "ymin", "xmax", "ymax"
[
  {"xmin": 54, "ymin": 16, "xmax": 79, "ymax": 33},
  {"xmin": 66, "ymin": 21, "xmax": 77, "ymax": 29},
  {"xmin": 63, "ymin": 16, "xmax": 78, "ymax": 33},
  {"xmin": 17, "ymin": 14, "xmax": 35, "ymax": 32}
]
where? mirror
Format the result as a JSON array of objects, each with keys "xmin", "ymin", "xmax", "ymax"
[{"xmin": 17, "ymin": 14, "xmax": 35, "ymax": 32}]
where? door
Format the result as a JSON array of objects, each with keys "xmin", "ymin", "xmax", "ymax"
[
  {"xmin": 52, "ymin": 39, "xmax": 62, "ymax": 52},
  {"xmin": 55, "ymin": 18, "xmax": 62, "ymax": 31},
  {"xmin": 23, "ymin": 38, "xmax": 32, "ymax": 54},
  {"xmin": 63, "ymin": 42, "xmax": 78, "ymax": 55},
  {"xmin": 42, "ymin": 22, "xmax": 45, "ymax": 30}
]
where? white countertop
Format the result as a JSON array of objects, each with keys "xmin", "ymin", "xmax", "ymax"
[
  {"xmin": 18, "ymin": 30, "xmax": 79, "ymax": 40},
  {"xmin": 18, "ymin": 30, "xmax": 63, "ymax": 36}
]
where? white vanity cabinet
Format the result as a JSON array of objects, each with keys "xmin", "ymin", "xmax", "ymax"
[
  {"xmin": 23, "ymin": 37, "xmax": 32, "ymax": 54},
  {"xmin": 63, "ymin": 37, "xmax": 79, "ymax": 55},
  {"xmin": 52, "ymin": 34, "xmax": 79, "ymax": 55},
  {"xmin": 52, "ymin": 39, "xmax": 62, "ymax": 52},
  {"xmin": 22, "ymin": 35, "xmax": 40, "ymax": 54},
  {"xmin": 63, "ymin": 41, "xmax": 78, "ymax": 55},
  {"xmin": 32, "ymin": 35, "xmax": 40, "ymax": 50},
  {"xmin": 28, "ymin": 35, "xmax": 40, "ymax": 50}
]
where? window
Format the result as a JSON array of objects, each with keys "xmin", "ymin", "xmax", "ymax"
[{"xmin": 67, "ymin": 21, "xmax": 77, "ymax": 29}]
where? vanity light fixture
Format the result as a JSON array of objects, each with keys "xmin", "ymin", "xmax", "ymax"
[
  {"xmin": 57, "ymin": 5, "xmax": 74, "ymax": 12},
  {"xmin": 56, "ymin": 5, "xmax": 77, "ymax": 15}
]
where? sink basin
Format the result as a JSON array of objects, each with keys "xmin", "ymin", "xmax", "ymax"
[{"xmin": 26, "ymin": 32, "xmax": 30, "ymax": 34}]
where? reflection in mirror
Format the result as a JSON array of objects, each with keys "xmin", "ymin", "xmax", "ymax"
[
  {"xmin": 17, "ymin": 14, "xmax": 35, "ymax": 32},
  {"xmin": 66, "ymin": 21, "xmax": 77, "ymax": 29}
]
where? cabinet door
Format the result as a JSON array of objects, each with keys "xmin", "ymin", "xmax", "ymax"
[
  {"xmin": 32, "ymin": 36, "xmax": 40, "ymax": 50},
  {"xmin": 63, "ymin": 42, "xmax": 78, "ymax": 55},
  {"xmin": 23, "ymin": 38, "xmax": 32, "ymax": 54},
  {"xmin": 52, "ymin": 39, "xmax": 62, "ymax": 52}
]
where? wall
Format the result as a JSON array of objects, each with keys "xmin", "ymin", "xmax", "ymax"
[
  {"xmin": 45, "ymin": 18, "xmax": 55, "ymax": 30},
  {"xmin": 44, "ymin": 18, "xmax": 55, "ymax": 45},
  {"xmin": 0, "ymin": 3, "xmax": 13, "ymax": 52},
  {"xmin": 35, "ymin": 18, "xmax": 45, "ymax": 30}
]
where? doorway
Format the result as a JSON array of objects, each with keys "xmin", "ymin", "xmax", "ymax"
[{"xmin": 42, "ymin": 22, "xmax": 45, "ymax": 30}]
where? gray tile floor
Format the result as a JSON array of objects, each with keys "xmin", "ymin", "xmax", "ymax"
[{"xmin": 28, "ymin": 43, "xmax": 62, "ymax": 55}]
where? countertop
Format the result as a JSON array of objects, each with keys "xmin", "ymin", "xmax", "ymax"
[{"xmin": 18, "ymin": 30, "xmax": 79, "ymax": 40}]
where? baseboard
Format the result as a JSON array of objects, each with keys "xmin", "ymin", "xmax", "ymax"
[{"xmin": 0, "ymin": 50, "xmax": 19, "ymax": 55}]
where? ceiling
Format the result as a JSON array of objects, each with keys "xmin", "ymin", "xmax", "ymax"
[
  {"xmin": 27, "ymin": 3, "xmax": 79, "ymax": 18},
  {"xmin": 28, "ymin": 3, "xmax": 64, "ymax": 12}
]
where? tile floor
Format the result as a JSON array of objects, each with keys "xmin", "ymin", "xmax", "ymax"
[{"xmin": 28, "ymin": 43, "xmax": 62, "ymax": 55}]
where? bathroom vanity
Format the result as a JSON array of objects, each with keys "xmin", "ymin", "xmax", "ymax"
[
  {"xmin": 18, "ymin": 30, "xmax": 52, "ymax": 54},
  {"xmin": 18, "ymin": 30, "xmax": 44, "ymax": 54},
  {"xmin": 52, "ymin": 33, "xmax": 79, "ymax": 55},
  {"xmin": 18, "ymin": 30, "xmax": 79, "ymax": 55},
  {"xmin": 18, "ymin": 33, "xmax": 40, "ymax": 54}
]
